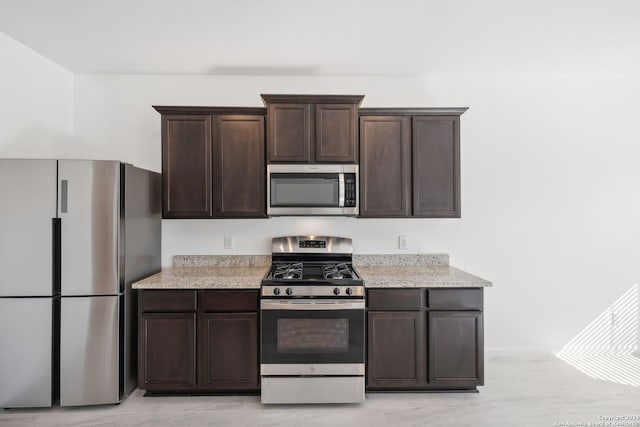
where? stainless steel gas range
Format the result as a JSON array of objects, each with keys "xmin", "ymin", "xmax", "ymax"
[{"xmin": 260, "ymin": 236, "xmax": 365, "ymax": 404}]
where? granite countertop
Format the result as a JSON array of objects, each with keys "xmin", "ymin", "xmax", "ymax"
[
  {"xmin": 357, "ymin": 265, "xmax": 492, "ymax": 288},
  {"xmin": 132, "ymin": 266, "xmax": 267, "ymax": 289},
  {"xmin": 132, "ymin": 254, "xmax": 491, "ymax": 290}
]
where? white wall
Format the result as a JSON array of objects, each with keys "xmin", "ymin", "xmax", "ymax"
[
  {"xmin": 0, "ymin": 33, "xmax": 74, "ymax": 156},
  {"xmin": 73, "ymin": 74, "xmax": 640, "ymax": 352}
]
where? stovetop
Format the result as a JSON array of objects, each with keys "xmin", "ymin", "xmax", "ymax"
[
  {"xmin": 261, "ymin": 262, "xmax": 364, "ymax": 298},
  {"xmin": 262, "ymin": 235, "xmax": 365, "ymax": 298},
  {"xmin": 266, "ymin": 261, "xmax": 361, "ymax": 282}
]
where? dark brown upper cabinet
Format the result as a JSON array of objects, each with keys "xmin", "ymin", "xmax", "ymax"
[
  {"xmin": 213, "ymin": 115, "xmax": 265, "ymax": 218},
  {"xmin": 413, "ymin": 116, "xmax": 460, "ymax": 217},
  {"xmin": 359, "ymin": 116, "xmax": 411, "ymax": 217},
  {"xmin": 155, "ymin": 106, "xmax": 267, "ymax": 219},
  {"xmin": 156, "ymin": 103, "xmax": 464, "ymax": 219},
  {"xmin": 262, "ymin": 94, "xmax": 363, "ymax": 163},
  {"xmin": 315, "ymin": 104, "xmax": 358, "ymax": 162},
  {"xmin": 359, "ymin": 108, "xmax": 466, "ymax": 218},
  {"xmin": 266, "ymin": 103, "xmax": 311, "ymax": 162},
  {"xmin": 161, "ymin": 115, "xmax": 212, "ymax": 218}
]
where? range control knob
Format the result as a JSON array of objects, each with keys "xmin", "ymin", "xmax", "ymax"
[
  {"xmin": 333, "ymin": 287, "xmax": 341, "ymax": 296},
  {"xmin": 346, "ymin": 287, "xmax": 353, "ymax": 296},
  {"xmin": 286, "ymin": 287, "xmax": 294, "ymax": 295},
  {"xmin": 273, "ymin": 288, "xmax": 281, "ymax": 296}
]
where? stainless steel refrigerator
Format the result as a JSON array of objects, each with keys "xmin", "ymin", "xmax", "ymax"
[{"xmin": 0, "ymin": 159, "xmax": 161, "ymax": 408}]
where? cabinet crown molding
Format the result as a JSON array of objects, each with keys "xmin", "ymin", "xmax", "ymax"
[
  {"xmin": 261, "ymin": 94, "xmax": 365, "ymax": 106},
  {"xmin": 153, "ymin": 106, "xmax": 266, "ymax": 115},
  {"xmin": 359, "ymin": 107, "xmax": 468, "ymax": 116}
]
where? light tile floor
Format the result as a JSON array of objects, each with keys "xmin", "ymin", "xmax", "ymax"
[{"xmin": 2, "ymin": 352, "xmax": 640, "ymax": 426}]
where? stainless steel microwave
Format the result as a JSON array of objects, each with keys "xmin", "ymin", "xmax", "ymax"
[{"xmin": 267, "ymin": 164, "xmax": 359, "ymax": 216}]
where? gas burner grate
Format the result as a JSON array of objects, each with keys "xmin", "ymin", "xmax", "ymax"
[
  {"xmin": 272, "ymin": 262, "xmax": 304, "ymax": 280},
  {"xmin": 322, "ymin": 263, "xmax": 354, "ymax": 280}
]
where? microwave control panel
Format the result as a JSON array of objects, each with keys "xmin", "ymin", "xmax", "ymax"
[{"xmin": 345, "ymin": 174, "xmax": 357, "ymax": 207}]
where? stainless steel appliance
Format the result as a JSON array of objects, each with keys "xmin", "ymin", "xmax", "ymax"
[
  {"xmin": 260, "ymin": 236, "xmax": 365, "ymax": 404},
  {"xmin": 0, "ymin": 159, "xmax": 161, "ymax": 408},
  {"xmin": 267, "ymin": 164, "xmax": 359, "ymax": 216}
]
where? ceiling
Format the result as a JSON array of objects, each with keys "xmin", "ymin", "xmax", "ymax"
[{"xmin": 1, "ymin": 0, "xmax": 639, "ymax": 76}]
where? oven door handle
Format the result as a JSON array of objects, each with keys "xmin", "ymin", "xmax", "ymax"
[{"xmin": 261, "ymin": 299, "xmax": 365, "ymax": 310}]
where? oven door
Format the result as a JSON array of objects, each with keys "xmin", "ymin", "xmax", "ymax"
[{"xmin": 261, "ymin": 299, "xmax": 365, "ymax": 372}]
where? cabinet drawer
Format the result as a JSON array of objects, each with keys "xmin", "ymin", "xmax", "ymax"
[
  {"xmin": 367, "ymin": 289, "xmax": 422, "ymax": 310},
  {"xmin": 428, "ymin": 289, "xmax": 482, "ymax": 310},
  {"xmin": 201, "ymin": 290, "xmax": 259, "ymax": 312},
  {"xmin": 139, "ymin": 290, "xmax": 197, "ymax": 312}
]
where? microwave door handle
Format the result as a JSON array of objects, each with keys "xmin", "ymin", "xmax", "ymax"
[{"xmin": 338, "ymin": 173, "xmax": 345, "ymax": 207}]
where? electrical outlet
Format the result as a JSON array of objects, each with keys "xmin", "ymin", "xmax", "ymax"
[
  {"xmin": 398, "ymin": 235, "xmax": 408, "ymax": 250},
  {"xmin": 224, "ymin": 236, "xmax": 234, "ymax": 249}
]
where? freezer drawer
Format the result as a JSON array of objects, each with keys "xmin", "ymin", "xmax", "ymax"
[
  {"xmin": 60, "ymin": 296, "xmax": 120, "ymax": 406},
  {"xmin": 0, "ymin": 298, "xmax": 53, "ymax": 408},
  {"xmin": 0, "ymin": 159, "xmax": 57, "ymax": 297}
]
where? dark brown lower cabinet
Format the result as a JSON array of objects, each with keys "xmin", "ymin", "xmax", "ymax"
[
  {"xmin": 367, "ymin": 311, "xmax": 424, "ymax": 388},
  {"xmin": 138, "ymin": 290, "xmax": 259, "ymax": 394},
  {"xmin": 429, "ymin": 311, "xmax": 483, "ymax": 387},
  {"xmin": 139, "ymin": 313, "xmax": 196, "ymax": 391},
  {"xmin": 367, "ymin": 288, "xmax": 484, "ymax": 391},
  {"xmin": 199, "ymin": 312, "xmax": 259, "ymax": 389}
]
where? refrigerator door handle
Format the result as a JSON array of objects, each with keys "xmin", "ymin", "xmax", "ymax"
[
  {"xmin": 60, "ymin": 180, "xmax": 68, "ymax": 213},
  {"xmin": 52, "ymin": 218, "xmax": 61, "ymax": 295}
]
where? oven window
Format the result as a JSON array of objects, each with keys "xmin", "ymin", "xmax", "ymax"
[
  {"xmin": 270, "ymin": 173, "xmax": 339, "ymax": 207},
  {"xmin": 277, "ymin": 318, "xmax": 348, "ymax": 353},
  {"xmin": 262, "ymin": 308, "xmax": 365, "ymax": 364}
]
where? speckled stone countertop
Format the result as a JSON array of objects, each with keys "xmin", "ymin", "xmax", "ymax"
[
  {"xmin": 357, "ymin": 265, "xmax": 492, "ymax": 288},
  {"xmin": 132, "ymin": 266, "xmax": 267, "ymax": 289},
  {"xmin": 354, "ymin": 254, "xmax": 491, "ymax": 288},
  {"xmin": 132, "ymin": 255, "xmax": 269, "ymax": 289},
  {"xmin": 132, "ymin": 254, "xmax": 491, "ymax": 290}
]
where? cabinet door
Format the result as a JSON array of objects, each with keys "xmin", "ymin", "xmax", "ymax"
[
  {"xmin": 267, "ymin": 103, "xmax": 311, "ymax": 162},
  {"xmin": 199, "ymin": 313, "xmax": 259, "ymax": 390},
  {"xmin": 412, "ymin": 116, "xmax": 460, "ymax": 217},
  {"xmin": 162, "ymin": 115, "xmax": 212, "ymax": 218},
  {"xmin": 213, "ymin": 115, "xmax": 266, "ymax": 217},
  {"xmin": 315, "ymin": 104, "xmax": 358, "ymax": 162},
  {"xmin": 139, "ymin": 313, "xmax": 196, "ymax": 390},
  {"xmin": 367, "ymin": 311, "xmax": 424, "ymax": 388},
  {"xmin": 360, "ymin": 116, "xmax": 411, "ymax": 217},
  {"xmin": 429, "ymin": 311, "xmax": 483, "ymax": 386}
]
